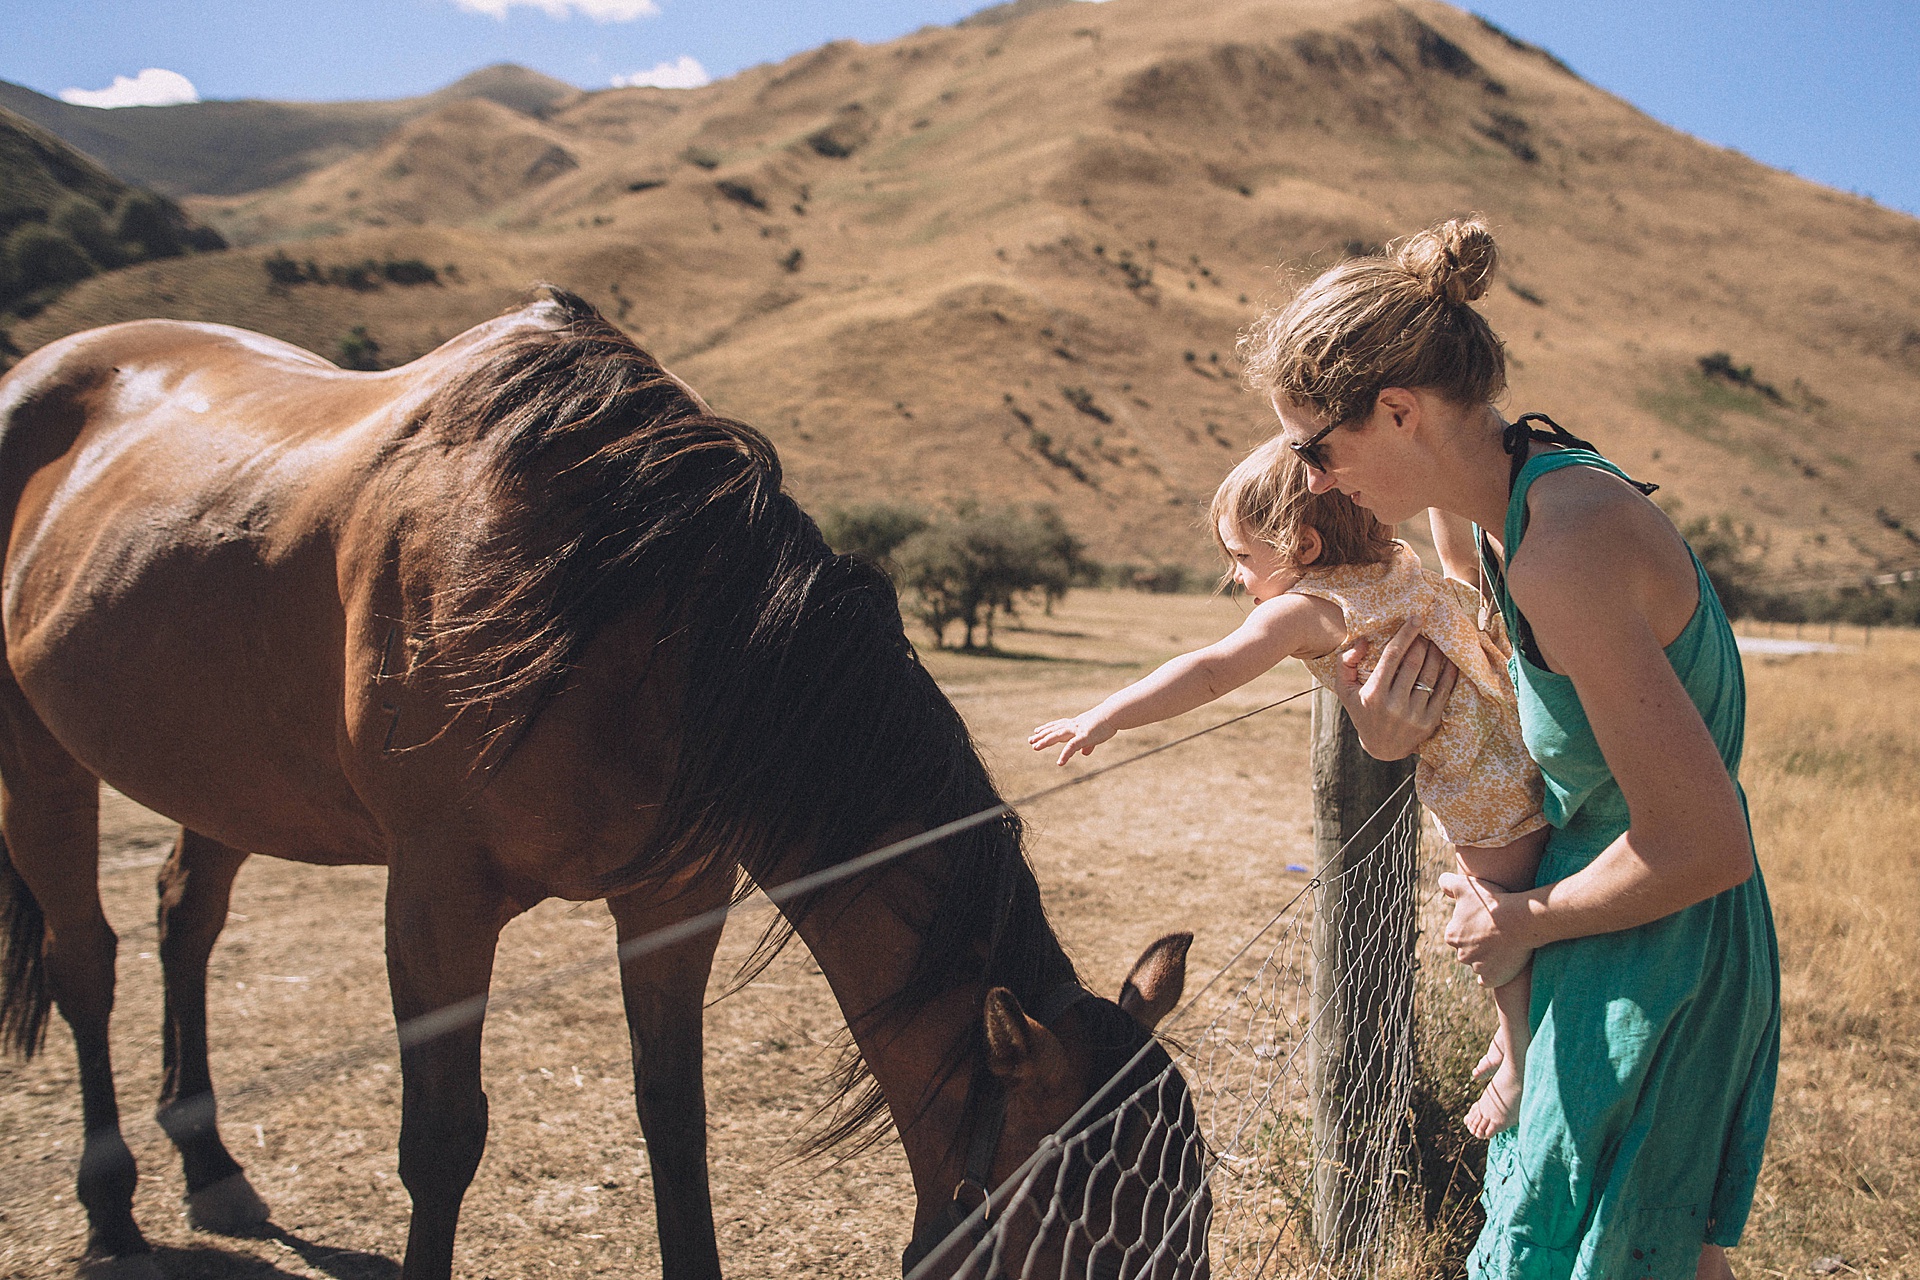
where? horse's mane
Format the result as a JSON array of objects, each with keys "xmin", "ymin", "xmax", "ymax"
[{"xmin": 423, "ymin": 287, "xmax": 1076, "ymax": 1154}]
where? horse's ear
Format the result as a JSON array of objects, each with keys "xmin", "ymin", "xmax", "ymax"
[
  {"xmin": 984, "ymin": 987, "xmax": 1063, "ymax": 1082},
  {"xmin": 1118, "ymin": 932, "xmax": 1192, "ymax": 1031}
]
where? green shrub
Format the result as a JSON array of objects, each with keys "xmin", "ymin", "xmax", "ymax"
[
  {"xmin": 326, "ymin": 260, "xmax": 381, "ymax": 291},
  {"xmin": 263, "ymin": 250, "xmax": 310, "ymax": 285},
  {"xmin": 1680, "ymin": 514, "xmax": 1766, "ymax": 619},
  {"xmin": 51, "ymin": 199, "xmax": 119, "ymax": 270},
  {"xmin": 715, "ymin": 179, "xmax": 766, "ymax": 210},
  {"xmin": 1697, "ymin": 352, "xmax": 1785, "ymax": 404},
  {"xmin": 337, "ymin": 326, "xmax": 382, "ymax": 371},
  {"xmin": 5, "ymin": 223, "xmax": 95, "ymax": 293},
  {"xmin": 382, "ymin": 258, "xmax": 438, "ymax": 286},
  {"xmin": 113, "ymin": 192, "xmax": 183, "ymax": 259},
  {"xmin": 1094, "ymin": 561, "xmax": 1213, "ymax": 593}
]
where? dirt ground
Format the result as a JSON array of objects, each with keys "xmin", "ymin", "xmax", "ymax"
[
  {"xmin": 3, "ymin": 595, "xmax": 1913, "ymax": 1279},
  {"xmin": 0, "ymin": 589, "xmax": 1323, "ymax": 1279}
]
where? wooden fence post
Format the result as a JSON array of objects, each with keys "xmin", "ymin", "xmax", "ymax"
[{"xmin": 1308, "ymin": 685, "xmax": 1419, "ymax": 1260}]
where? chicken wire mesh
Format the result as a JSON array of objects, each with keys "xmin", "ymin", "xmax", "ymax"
[{"xmin": 913, "ymin": 779, "xmax": 1487, "ymax": 1280}]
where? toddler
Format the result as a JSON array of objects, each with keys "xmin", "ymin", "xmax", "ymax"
[{"xmin": 1030, "ymin": 437, "xmax": 1548, "ymax": 1137}]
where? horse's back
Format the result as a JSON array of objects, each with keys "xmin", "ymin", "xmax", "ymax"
[{"xmin": 0, "ymin": 318, "xmax": 476, "ymax": 861}]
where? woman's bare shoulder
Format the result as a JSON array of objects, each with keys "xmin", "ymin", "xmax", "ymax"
[{"xmin": 1509, "ymin": 465, "xmax": 1697, "ymax": 644}]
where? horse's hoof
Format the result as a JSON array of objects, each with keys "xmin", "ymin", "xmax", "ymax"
[
  {"xmin": 76, "ymin": 1253, "xmax": 164, "ymax": 1280},
  {"xmin": 185, "ymin": 1171, "xmax": 271, "ymax": 1233}
]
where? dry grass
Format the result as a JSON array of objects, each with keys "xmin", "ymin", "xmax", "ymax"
[
  {"xmin": 1733, "ymin": 623, "xmax": 1920, "ymax": 1279},
  {"xmin": 0, "ymin": 595, "xmax": 1911, "ymax": 1278}
]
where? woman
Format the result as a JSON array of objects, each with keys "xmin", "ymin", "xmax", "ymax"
[{"xmin": 1238, "ymin": 218, "xmax": 1779, "ymax": 1280}]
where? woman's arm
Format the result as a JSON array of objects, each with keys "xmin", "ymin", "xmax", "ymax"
[
  {"xmin": 1031, "ymin": 593, "xmax": 1342, "ymax": 764},
  {"xmin": 1440, "ymin": 486, "xmax": 1752, "ymax": 981}
]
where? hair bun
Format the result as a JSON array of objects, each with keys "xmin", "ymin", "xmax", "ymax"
[{"xmin": 1395, "ymin": 217, "xmax": 1499, "ymax": 305}]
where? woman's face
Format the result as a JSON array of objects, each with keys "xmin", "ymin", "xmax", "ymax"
[{"xmin": 1272, "ymin": 394, "xmax": 1428, "ymax": 526}]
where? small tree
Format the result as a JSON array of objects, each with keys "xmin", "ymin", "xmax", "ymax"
[
  {"xmin": 819, "ymin": 503, "xmax": 930, "ymax": 572},
  {"xmin": 890, "ymin": 504, "xmax": 1089, "ymax": 649},
  {"xmin": 894, "ymin": 523, "xmax": 974, "ymax": 648},
  {"xmin": 263, "ymin": 251, "xmax": 310, "ymax": 285},
  {"xmin": 1029, "ymin": 504, "xmax": 1093, "ymax": 614},
  {"xmin": 1679, "ymin": 514, "xmax": 1765, "ymax": 619}
]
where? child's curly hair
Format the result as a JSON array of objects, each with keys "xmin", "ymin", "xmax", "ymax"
[{"xmin": 1209, "ymin": 436, "xmax": 1396, "ymax": 586}]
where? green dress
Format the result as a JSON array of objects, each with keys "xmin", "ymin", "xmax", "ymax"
[{"xmin": 1469, "ymin": 450, "xmax": 1780, "ymax": 1280}]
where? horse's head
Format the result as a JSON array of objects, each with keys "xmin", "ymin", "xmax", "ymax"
[{"xmin": 907, "ymin": 933, "xmax": 1211, "ymax": 1280}]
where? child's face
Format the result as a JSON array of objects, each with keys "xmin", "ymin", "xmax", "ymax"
[{"xmin": 1219, "ymin": 519, "xmax": 1296, "ymax": 603}]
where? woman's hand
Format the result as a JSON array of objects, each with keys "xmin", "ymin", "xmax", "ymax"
[
  {"xmin": 1330, "ymin": 618, "xmax": 1459, "ymax": 760},
  {"xmin": 1438, "ymin": 871, "xmax": 1534, "ymax": 988},
  {"xmin": 1029, "ymin": 715, "xmax": 1116, "ymax": 765}
]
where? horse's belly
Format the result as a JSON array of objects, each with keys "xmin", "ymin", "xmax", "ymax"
[{"xmin": 9, "ymin": 524, "xmax": 389, "ymax": 864}]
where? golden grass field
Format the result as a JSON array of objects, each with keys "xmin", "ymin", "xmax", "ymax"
[
  {"xmin": 1735, "ymin": 621, "xmax": 1920, "ymax": 1278},
  {"xmin": 0, "ymin": 589, "xmax": 1911, "ymax": 1278}
]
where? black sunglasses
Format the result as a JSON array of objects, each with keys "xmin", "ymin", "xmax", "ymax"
[{"xmin": 1289, "ymin": 417, "xmax": 1342, "ymax": 472}]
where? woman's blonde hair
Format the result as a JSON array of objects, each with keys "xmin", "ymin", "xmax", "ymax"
[
  {"xmin": 1239, "ymin": 217, "xmax": 1507, "ymax": 427},
  {"xmin": 1210, "ymin": 437, "xmax": 1396, "ymax": 584}
]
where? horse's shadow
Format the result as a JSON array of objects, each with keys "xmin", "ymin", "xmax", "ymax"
[{"xmin": 155, "ymin": 1227, "xmax": 397, "ymax": 1280}]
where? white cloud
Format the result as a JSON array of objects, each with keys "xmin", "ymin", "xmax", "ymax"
[
  {"xmin": 59, "ymin": 68, "xmax": 200, "ymax": 109},
  {"xmin": 611, "ymin": 55, "xmax": 710, "ymax": 90},
  {"xmin": 453, "ymin": 0, "xmax": 659, "ymax": 21}
]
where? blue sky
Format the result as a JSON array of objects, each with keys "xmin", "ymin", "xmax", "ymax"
[{"xmin": 3, "ymin": 0, "xmax": 1915, "ymax": 215}]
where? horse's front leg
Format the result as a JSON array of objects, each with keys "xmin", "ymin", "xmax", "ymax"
[
  {"xmin": 385, "ymin": 861, "xmax": 509, "ymax": 1280},
  {"xmin": 154, "ymin": 829, "xmax": 270, "ymax": 1233},
  {"xmin": 607, "ymin": 867, "xmax": 732, "ymax": 1280}
]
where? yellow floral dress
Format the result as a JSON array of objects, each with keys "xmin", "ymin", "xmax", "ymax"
[{"xmin": 1291, "ymin": 542, "xmax": 1546, "ymax": 849}]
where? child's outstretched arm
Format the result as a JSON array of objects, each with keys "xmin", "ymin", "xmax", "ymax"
[{"xmin": 1030, "ymin": 593, "xmax": 1342, "ymax": 764}]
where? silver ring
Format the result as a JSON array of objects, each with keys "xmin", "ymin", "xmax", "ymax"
[{"xmin": 1413, "ymin": 681, "xmax": 1435, "ymax": 693}]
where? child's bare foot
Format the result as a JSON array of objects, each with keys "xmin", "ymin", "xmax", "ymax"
[
  {"xmin": 1472, "ymin": 1035, "xmax": 1503, "ymax": 1082},
  {"xmin": 1465, "ymin": 1054, "xmax": 1523, "ymax": 1138}
]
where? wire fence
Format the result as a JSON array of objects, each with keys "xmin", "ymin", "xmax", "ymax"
[
  {"xmin": 910, "ymin": 774, "xmax": 1470, "ymax": 1280},
  {"xmin": 4, "ymin": 687, "xmax": 1496, "ymax": 1278}
]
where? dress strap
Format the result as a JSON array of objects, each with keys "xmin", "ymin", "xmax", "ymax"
[{"xmin": 1502, "ymin": 413, "xmax": 1659, "ymax": 498}]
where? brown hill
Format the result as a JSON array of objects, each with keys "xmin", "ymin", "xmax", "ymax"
[
  {"xmin": 198, "ymin": 97, "xmax": 590, "ymax": 244},
  {"xmin": 0, "ymin": 64, "xmax": 581, "ymax": 198},
  {"xmin": 1, "ymin": 106, "xmax": 226, "ymax": 323},
  {"xmin": 11, "ymin": 0, "xmax": 1920, "ymax": 580}
]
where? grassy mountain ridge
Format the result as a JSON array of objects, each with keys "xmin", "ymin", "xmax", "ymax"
[
  {"xmin": 10, "ymin": 0, "xmax": 1919, "ymax": 580},
  {"xmin": 0, "ymin": 64, "xmax": 580, "ymax": 197},
  {"xmin": 1, "ymin": 106, "xmax": 225, "ymax": 323}
]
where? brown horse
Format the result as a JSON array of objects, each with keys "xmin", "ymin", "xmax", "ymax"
[{"xmin": 0, "ymin": 289, "xmax": 1202, "ymax": 1279}]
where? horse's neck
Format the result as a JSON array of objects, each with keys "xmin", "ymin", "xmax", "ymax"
[
  {"xmin": 779, "ymin": 849, "xmax": 1068, "ymax": 1205},
  {"xmin": 783, "ymin": 873, "xmax": 972, "ymax": 1196}
]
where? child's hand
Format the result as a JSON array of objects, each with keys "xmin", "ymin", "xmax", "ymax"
[{"xmin": 1029, "ymin": 716, "xmax": 1115, "ymax": 765}]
